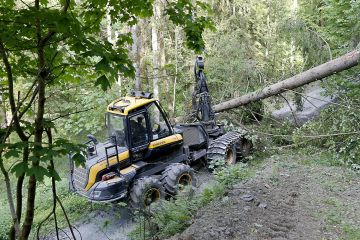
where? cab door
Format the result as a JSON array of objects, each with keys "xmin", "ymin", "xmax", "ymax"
[
  {"xmin": 128, "ymin": 111, "xmax": 150, "ymax": 162},
  {"xmin": 146, "ymin": 102, "xmax": 182, "ymax": 158}
]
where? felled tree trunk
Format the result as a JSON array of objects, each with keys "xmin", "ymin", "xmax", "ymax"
[{"xmin": 213, "ymin": 49, "xmax": 360, "ymax": 113}]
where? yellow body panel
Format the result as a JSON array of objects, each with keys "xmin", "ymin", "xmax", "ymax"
[
  {"xmin": 119, "ymin": 166, "xmax": 137, "ymax": 175},
  {"xmin": 148, "ymin": 134, "xmax": 183, "ymax": 149},
  {"xmin": 85, "ymin": 151, "xmax": 130, "ymax": 190},
  {"xmin": 107, "ymin": 97, "xmax": 156, "ymax": 115}
]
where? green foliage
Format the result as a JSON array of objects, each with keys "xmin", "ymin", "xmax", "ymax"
[
  {"xmin": 166, "ymin": 0, "xmax": 215, "ymax": 52},
  {"xmin": 0, "ymin": 139, "xmax": 85, "ymax": 181},
  {"xmin": 299, "ymin": 0, "xmax": 360, "ymax": 52},
  {"xmin": 293, "ymin": 72, "xmax": 360, "ymax": 166},
  {"xmin": 129, "ymin": 182, "xmax": 226, "ymax": 240},
  {"xmin": 213, "ymin": 162, "xmax": 250, "ymax": 186},
  {"xmin": 0, "ymin": 174, "xmax": 92, "ymax": 240}
]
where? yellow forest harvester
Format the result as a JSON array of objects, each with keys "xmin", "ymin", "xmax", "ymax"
[{"xmin": 69, "ymin": 57, "xmax": 252, "ymax": 208}]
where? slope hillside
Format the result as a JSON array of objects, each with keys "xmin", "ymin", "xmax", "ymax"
[{"xmin": 169, "ymin": 153, "xmax": 360, "ymax": 240}]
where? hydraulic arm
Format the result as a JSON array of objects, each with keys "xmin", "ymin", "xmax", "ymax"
[{"xmin": 192, "ymin": 56, "xmax": 224, "ymax": 138}]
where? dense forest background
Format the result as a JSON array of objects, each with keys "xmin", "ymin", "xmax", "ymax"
[
  {"xmin": 52, "ymin": 0, "xmax": 360, "ymax": 163},
  {"xmin": 0, "ymin": 0, "xmax": 359, "ymax": 239},
  {"xmin": 44, "ymin": 0, "xmax": 360, "ymax": 140}
]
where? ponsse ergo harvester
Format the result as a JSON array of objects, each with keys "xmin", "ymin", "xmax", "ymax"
[{"xmin": 69, "ymin": 56, "xmax": 252, "ymax": 208}]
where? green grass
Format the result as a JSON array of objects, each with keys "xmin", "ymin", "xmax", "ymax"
[
  {"xmin": 323, "ymin": 209, "xmax": 360, "ymax": 240},
  {"xmin": 0, "ymin": 178, "xmax": 94, "ymax": 240},
  {"xmin": 0, "ymin": 156, "xmax": 97, "ymax": 240},
  {"xmin": 296, "ymin": 148, "xmax": 344, "ymax": 167}
]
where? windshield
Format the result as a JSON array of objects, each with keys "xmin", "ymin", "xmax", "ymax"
[{"xmin": 107, "ymin": 113, "xmax": 127, "ymax": 147}]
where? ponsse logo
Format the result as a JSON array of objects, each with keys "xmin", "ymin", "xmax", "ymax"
[{"xmin": 153, "ymin": 140, "xmax": 166, "ymax": 147}]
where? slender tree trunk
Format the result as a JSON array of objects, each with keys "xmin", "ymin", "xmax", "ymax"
[
  {"xmin": 131, "ymin": 24, "xmax": 142, "ymax": 90},
  {"xmin": 172, "ymin": 27, "xmax": 179, "ymax": 116},
  {"xmin": 106, "ymin": 8, "xmax": 112, "ymax": 43},
  {"xmin": 9, "ymin": 144, "xmax": 28, "ymax": 239},
  {"xmin": 159, "ymin": 29, "xmax": 169, "ymax": 110},
  {"xmin": 289, "ymin": 0, "xmax": 304, "ymax": 111},
  {"xmin": 213, "ymin": 49, "xmax": 360, "ymax": 112},
  {"xmin": 21, "ymin": 1, "xmax": 47, "ymax": 236},
  {"xmin": 152, "ymin": 1, "xmax": 160, "ymax": 109},
  {"xmin": 0, "ymin": 39, "xmax": 23, "ymax": 239}
]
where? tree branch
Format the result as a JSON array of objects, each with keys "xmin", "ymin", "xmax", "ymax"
[
  {"xmin": 37, "ymin": 128, "xmax": 60, "ymax": 240},
  {"xmin": 0, "ymin": 157, "xmax": 21, "ymax": 238},
  {"xmin": 56, "ymin": 196, "xmax": 77, "ymax": 239},
  {"xmin": 51, "ymin": 107, "xmax": 96, "ymax": 121},
  {"xmin": 0, "ymin": 40, "xmax": 28, "ymax": 141},
  {"xmin": 39, "ymin": 0, "xmax": 71, "ymax": 47},
  {"xmin": 279, "ymin": 93, "xmax": 299, "ymax": 127}
]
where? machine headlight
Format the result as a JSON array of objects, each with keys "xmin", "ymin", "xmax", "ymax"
[{"xmin": 92, "ymin": 190, "xmax": 101, "ymax": 198}]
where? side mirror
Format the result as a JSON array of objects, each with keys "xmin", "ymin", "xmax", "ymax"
[{"xmin": 87, "ymin": 134, "xmax": 98, "ymax": 144}]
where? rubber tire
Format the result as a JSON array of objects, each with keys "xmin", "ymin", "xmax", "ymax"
[
  {"xmin": 161, "ymin": 163, "xmax": 197, "ymax": 197},
  {"xmin": 130, "ymin": 177, "xmax": 165, "ymax": 209},
  {"xmin": 225, "ymin": 144, "xmax": 237, "ymax": 165},
  {"xmin": 238, "ymin": 137, "xmax": 253, "ymax": 158}
]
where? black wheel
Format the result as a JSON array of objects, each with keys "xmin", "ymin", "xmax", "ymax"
[
  {"xmin": 207, "ymin": 132, "xmax": 242, "ymax": 167},
  {"xmin": 130, "ymin": 177, "xmax": 165, "ymax": 209},
  {"xmin": 161, "ymin": 163, "xmax": 197, "ymax": 197},
  {"xmin": 225, "ymin": 144, "xmax": 237, "ymax": 165},
  {"xmin": 238, "ymin": 137, "xmax": 253, "ymax": 158}
]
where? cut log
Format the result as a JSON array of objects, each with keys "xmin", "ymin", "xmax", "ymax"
[{"xmin": 213, "ymin": 49, "xmax": 360, "ymax": 113}]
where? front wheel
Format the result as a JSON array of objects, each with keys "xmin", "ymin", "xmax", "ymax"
[
  {"xmin": 161, "ymin": 163, "xmax": 197, "ymax": 197},
  {"xmin": 130, "ymin": 177, "xmax": 165, "ymax": 209}
]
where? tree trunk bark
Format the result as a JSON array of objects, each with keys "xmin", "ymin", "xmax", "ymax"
[
  {"xmin": 172, "ymin": 27, "xmax": 180, "ymax": 116},
  {"xmin": 160, "ymin": 30, "xmax": 169, "ymax": 110},
  {"xmin": 131, "ymin": 24, "xmax": 142, "ymax": 91},
  {"xmin": 213, "ymin": 49, "xmax": 360, "ymax": 113},
  {"xmin": 152, "ymin": 0, "xmax": 160, "ymax": 122},
  {"xmin": 21, "ymin": 2, "xmax": 47, "ymax": 236}
]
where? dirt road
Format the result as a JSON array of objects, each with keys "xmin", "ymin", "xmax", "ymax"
[{"xmin": 170, "ymin": 154, "xmax": 360, "ymax": 240}]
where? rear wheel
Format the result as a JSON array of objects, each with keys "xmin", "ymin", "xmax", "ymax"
[
  {"xmin": 225, "ymin": 144, "xmax": 237, "ymax": 165},
  {"xmin": 130, "ymin": 177, "xmax": 165, "ymax": 209},
  {"xmin": 161, "ymin": 163, "xmax": 196, "ymax": 197},
  {"xmin": 237, "ymin": 137, "xmax": 253, "ymax": 158},
  {"xmin": 207, "ymin": 131, "xmax": 252, "ymax": 167}
]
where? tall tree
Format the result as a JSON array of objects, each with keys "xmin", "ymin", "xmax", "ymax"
[
  {"xmin": 0, "ymin": 0, "xmax": 213, "ymax": 239},
  {"xmin": 152, "ymin": 0, "xmax": 160, "ymax": 105},
  {"xmin": 131, "ymin": 24, "xmax": 142, "ymax": 91}
]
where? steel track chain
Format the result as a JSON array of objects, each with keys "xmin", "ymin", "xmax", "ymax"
[{"xmin": 207, "ymin": 131, "xmax": 244, "ymax": 163}]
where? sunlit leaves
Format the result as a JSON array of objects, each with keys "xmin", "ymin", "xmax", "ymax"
[
  {"xmin": 2, "ymin": 139, "xmax": 86, "ymax": 181},
  {"xmin": 0, "ymin": 0, "xmax": 214, "ymax": 184},
  {"xmin": 166, "ymin": 0, "xmax": 215, "ymax": 52}
]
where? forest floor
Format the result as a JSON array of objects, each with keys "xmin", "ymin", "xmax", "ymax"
[
  {"xmin": 2, "ymin": 143, "xmax": 359, "ymax": 240},
  {"xmin": 43, "ymin": 151, "xmax": 360, "ymax": 240},
  {"xmin": 169, "ymin": 152, "xmax": 360, "ymax": 240}
]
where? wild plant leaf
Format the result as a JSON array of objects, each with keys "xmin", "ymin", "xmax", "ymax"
[
  {"xmin": 11, "ymin": 162, "xmax": 28, "ymax": 177},
  {"xmin": 95, "ymin": 75, "xmax": 111, "ymax": 91},
  {"xmin": 27, "ymin": 165, "xmax": 50, "ymax": 181}
]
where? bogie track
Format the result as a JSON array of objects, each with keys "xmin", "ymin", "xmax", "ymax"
[{"xmin": 207, "ymin": 131, "xmax": 249, "ymax": 164}]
